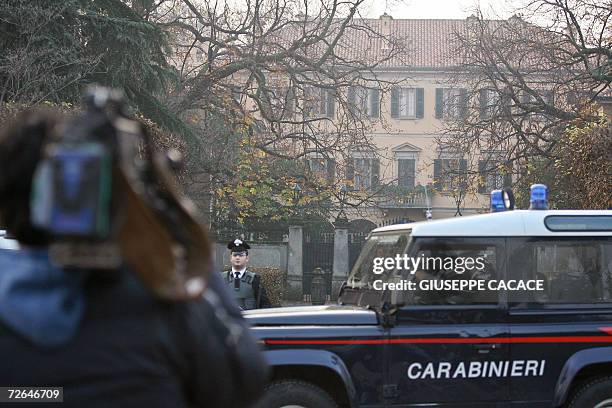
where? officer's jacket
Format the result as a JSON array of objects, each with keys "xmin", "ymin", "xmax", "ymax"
[{"xmin": 222, "ymin": 269, "xmax": 271, "ymax": 310}]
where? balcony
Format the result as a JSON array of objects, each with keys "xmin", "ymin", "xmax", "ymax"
[{"xmin": 376, "ymin": 185, "xmax": 430, "ymax": 209}]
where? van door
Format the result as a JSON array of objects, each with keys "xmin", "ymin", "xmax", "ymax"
[
  {"xmin": 385, "ymin": 237, "xmax": 510, "ymax": 407},
  {"xmin": 507, "ymin": 237, "xmax": 612, "ymax": 407}
]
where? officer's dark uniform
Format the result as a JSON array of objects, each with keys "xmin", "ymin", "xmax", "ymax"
[{"xmin": 223, "ymin": 239, "xmax": 271, "ymax": 310}]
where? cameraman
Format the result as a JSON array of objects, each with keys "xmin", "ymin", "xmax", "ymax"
[{"xmin": 0, "ymin": 97, "xmax": 267, "ymax": 407}]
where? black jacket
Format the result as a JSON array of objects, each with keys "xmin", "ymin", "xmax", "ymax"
[{"xmin": 0, "ymin": 267, "xmax": 268, "ymax": 408}]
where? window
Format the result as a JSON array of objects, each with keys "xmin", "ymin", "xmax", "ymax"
[
  {"xmin": 479, "ymin": 89, "xmax": 501, "ymax": 119},
  {"xmin": 400, "ymin": 238, "xmax": 501, "ymax": 306},
  {"xmin": 545, "ymin": 216, "xmax": 612, "ymax": 232},
  {"xmin": 304, "ymin": 87, "xmax": 335, "ymax": 118},
  {"xmin": 397, "ymin": 158, "xmax": 416, "ymax": 188},
  {"xmin": 263, "ymin": 87, "xmax": 294, "ymax": 119},
  {"xmin": 347, "ymin": 157, "xmax": 379, "ymax": 190},
  {"xmin": 521, "ymin": 90, "xmax": 554, "ymax": 121},
  {"xmin": 346, "ymin": 232, "xmax": 411, "ymax": 289},
  {"xmin": 433, "ymin": 158, "xmax": 467, "ymax": 192},
  {"xmin": 231, "ymin": 86, "xmax": 243, "ymax": 104},
  {"xmin": 509, "ymin": 238, "xmax": 612, "ymax": 306},
  {"xmin": 435, "ymin": 88, "xmax": 468, "ymax": 119},
  {"xmin": 478, "ymin": 159, "xmax": 511, "ymax": 193},
  {"xmin": 348, "ymin": 86, "xmax": 380, "ymax": 118},
  {"xmin": 391, "ymin": 87, "xmax": 424, "ymax": 119},
  {"xmin": 307, "ymin": 156, "xmax": 335, "ymax": 183}
]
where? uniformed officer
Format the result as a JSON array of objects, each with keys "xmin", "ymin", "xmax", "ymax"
[{"xmin": 223, "ymin": 239, "xmax": 271, "ymax": 310}]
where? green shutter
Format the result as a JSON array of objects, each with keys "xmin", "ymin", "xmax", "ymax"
[
  {"xmin": 542, "ymin": 90, "xmax": 554, "ymax": 106},
  {"xmin": 479, "ymin": 89, "xmax": 488, "ymax": 119},
  {"xmin": 371, "ymin": 158, "xmax": 380, "ymax": 188},
  {"xmin": 346, "ymin": 159, "xmax": 355, "ymax": 184},
  {"xmin": 391, "ymin": 87, "xmax": 399, "ymax": 118},
  {"xmin": 285, "ymin": 87, "xmax": 295, "ymax": 118},
  {"xmin": 347, "ymin": 86, "xmax": 356, "ymax": 115},
  {"xmin": 326, "ymin": 89, "xmax": 335, "ymax": 118},
  {"xmin": 303, "ymin": 87, "xmax": 313, "ymax": 117},
  {"xmin": 459, "ymin": 88, "xmax": 468, "ymax": 119},
  {"xmin": 416, "ymin": 88, "xmax": 424, "ymax": 118},
  {"xmin": 435, "ymin": 88, "xmax": 444, "ymax": 119},
  {"xmin": 370, "ymin": 88, "xmax": 380, "ymax": 118},
  {"xmin": 503, "ymin": 162, "xmax": 513, "ymax": 188},
  {"xmin": 501, "ymin": 90, "xmax": 511, "ymax": 117},
  {"xmin": 433, "ymin": 159, "xmax": 442, "ymax": 191},
  {"xmin": 521, "ymin": 90, "xmax": 531, "ymax": 106},
  {"xmin": 327, "ymin": 159, "xmax": 336, "ymax": 183},
  {"xmin": 478, "ymin": 160, "xmax": 487, "ymax": 193}
]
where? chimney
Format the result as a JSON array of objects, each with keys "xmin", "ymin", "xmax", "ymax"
[{"xmin": 380, "ymin": 12, "xmax": 393, "ymax": 39}]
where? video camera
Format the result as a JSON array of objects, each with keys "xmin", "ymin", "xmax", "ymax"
[
  {"xmin": 27, "ymin": 86, "xmax": 212, "ymax": 300},
  {"xmin": 30, "ymin": 88, "xmax": 120, "ymax": 240}
]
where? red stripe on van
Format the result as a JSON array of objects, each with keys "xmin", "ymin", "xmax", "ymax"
[{"xmin": 265, "ymin": 335, "xmax": 612, "ymax": 346}]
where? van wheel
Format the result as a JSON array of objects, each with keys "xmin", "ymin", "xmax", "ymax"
[
  {"xmin": 568, "ymin": 377, "xmax": 612, "ymax": 408},
  {"xmin": 255, "ymin": 380, "xmax": 338, "ymax": 408}
]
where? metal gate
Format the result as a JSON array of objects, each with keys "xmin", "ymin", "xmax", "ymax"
[{"xmin": 303, "ymin": 223, "xmax": 334, "ymax": 297}]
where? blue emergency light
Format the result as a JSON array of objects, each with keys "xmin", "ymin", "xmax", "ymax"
[
  {"xmin": 529, "ymin": 184, "xmax": 548, "ymax": 210},
  {"xmin": 490, "ymin": 190, "xmax": 505, "ymax": 212},
  {"xmin": 490, "ymin": 188, "xmax": 515, "ymax": 213}
]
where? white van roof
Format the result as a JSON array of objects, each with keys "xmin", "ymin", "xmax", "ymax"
[{"xmin": 372, "ymin": 210, "xmax": 612, "ymax": 237}]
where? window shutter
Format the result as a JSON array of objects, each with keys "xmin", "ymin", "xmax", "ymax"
[
  {"xmin": 303, "ymin": 87, "xmax": 313, "ymax": 117},
  {"xmin": 521, "ymin": 91, "xmax": 531, "ymax": 106},
  {"xmin": 347, "ymin": 86, "xmax": 356, "ymax": 115},
  {"xmin": 305, "ymin": 157, "xmax": 313, "ymax": 172},
  {"xmin": 433, "ymin": 159, "xmax": 442, "ymax": 191},
  {"xmin": 391, "ymin": 87, "xmax": 399, "ymax": 118},
  {"xmin": 479, "ymin": 89, "xmax": 488, "ymax": 119},
  {"xmin": 459, "ymin": 159, "xmax": 468, "ymax": 191},
  {"xmin": 477, "ymin": 160, "xmax": 487, "ymax": 193},
  {"xmin": 503, "ymin": 162, "xmax": 512, "ymax": 188},
  {"xmin": 407, "ymin": 159, "xmax": 415, "ymax": 188},
  {"xmin": 326, "ymin": 159, "xmax": 336, "ymax": 183},
  {"xmin": 371, "ymin": 158, "xmax": 380, "ymax": 188},
  {"xmin": 370, "ymin": 88, "xmax": 380, "ymax": 118},
  {"xmin": 458, "ymin": 88, "xmax": 468, "ymax": 119},
  {"xmin": 346, "ymin": 158, "xmax": 355, "ymax": 185},
  {"xmin": 285, "ymin": 87, "xmax": 295, "ymax": 118},
  {"xmin": 501, "ymin": 90, "xmax": 511, "ymax": 117},
  {"xmin": 542, "ymin": 90, "xmax": 554, "ymax": 106},
  {"xmin": 416, "ymin": 88, "xmax": 424, "ymax": 119},
  {"xmin": 435, "ymin": 88, "xmax": 444, "ymax": 119},
  {"xmin": 326, "ymin": 89, "xmax": 335, "ymax": 118}
]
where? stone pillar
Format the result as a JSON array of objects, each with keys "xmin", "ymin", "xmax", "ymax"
[
  {"xmin": 286, "ymin": 225, "xmax": 303, "ymax": 299},
  {"xmin": 332, "ymin": 217, "xmax": 349, "ymax": 299}
]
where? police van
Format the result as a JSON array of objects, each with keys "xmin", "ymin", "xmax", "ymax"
[{"xmin": 245, "ymin": 186, "xmax": 612, "ymax": 408}]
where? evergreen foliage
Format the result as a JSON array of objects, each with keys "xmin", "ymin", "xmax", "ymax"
[{"xmin": 0, "ymin": 0, "xmax": 182, "ymax": 134}]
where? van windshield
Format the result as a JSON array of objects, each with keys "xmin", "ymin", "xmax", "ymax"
[{"xmin": 346, "ymin": 232, "xmax": 411, "ymax": 289}]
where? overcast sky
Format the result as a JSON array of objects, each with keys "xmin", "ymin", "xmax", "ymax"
[{"xmin": 361, "ymin": 0, "xmax": 516, "ymax": 19}]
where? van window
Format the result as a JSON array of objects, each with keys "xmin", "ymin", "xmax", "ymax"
[
  {"xmin": 346, "ymin": 232, "xmax": 411, "ymax": 289},
  {"xmin": 397, "ymin": 238, "xmax": 502, "ymax": 306},
  {"xmin": 509, "ymin": 238, "xmax": 612, "ymax": 306}
]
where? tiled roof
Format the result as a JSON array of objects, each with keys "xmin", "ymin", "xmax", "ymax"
[
  {"xmin": 272, "ymin": 16, "xmax": 484, "ymax": 71},
  {"xmin": 341, "ymin": 18, "xmax": 471, "ymax": 69}
]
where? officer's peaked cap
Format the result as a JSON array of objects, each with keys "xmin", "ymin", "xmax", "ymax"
[{"xmin": 227, "ymin": 239, "xmax": 250, "ymax": 252}]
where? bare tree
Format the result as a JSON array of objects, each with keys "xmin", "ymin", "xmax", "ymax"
[
  {"xmin": 437, "ymin": 0, "xmax": 611, "ymax": 205},
  {"xmin": 143, "ymin": 0, "xmax": 408, "ymax": 224}
]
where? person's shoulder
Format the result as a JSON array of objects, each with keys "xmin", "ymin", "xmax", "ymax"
[{"xmin": 245, "ymin": 270, "xmax": 259, "ymax": 279}]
